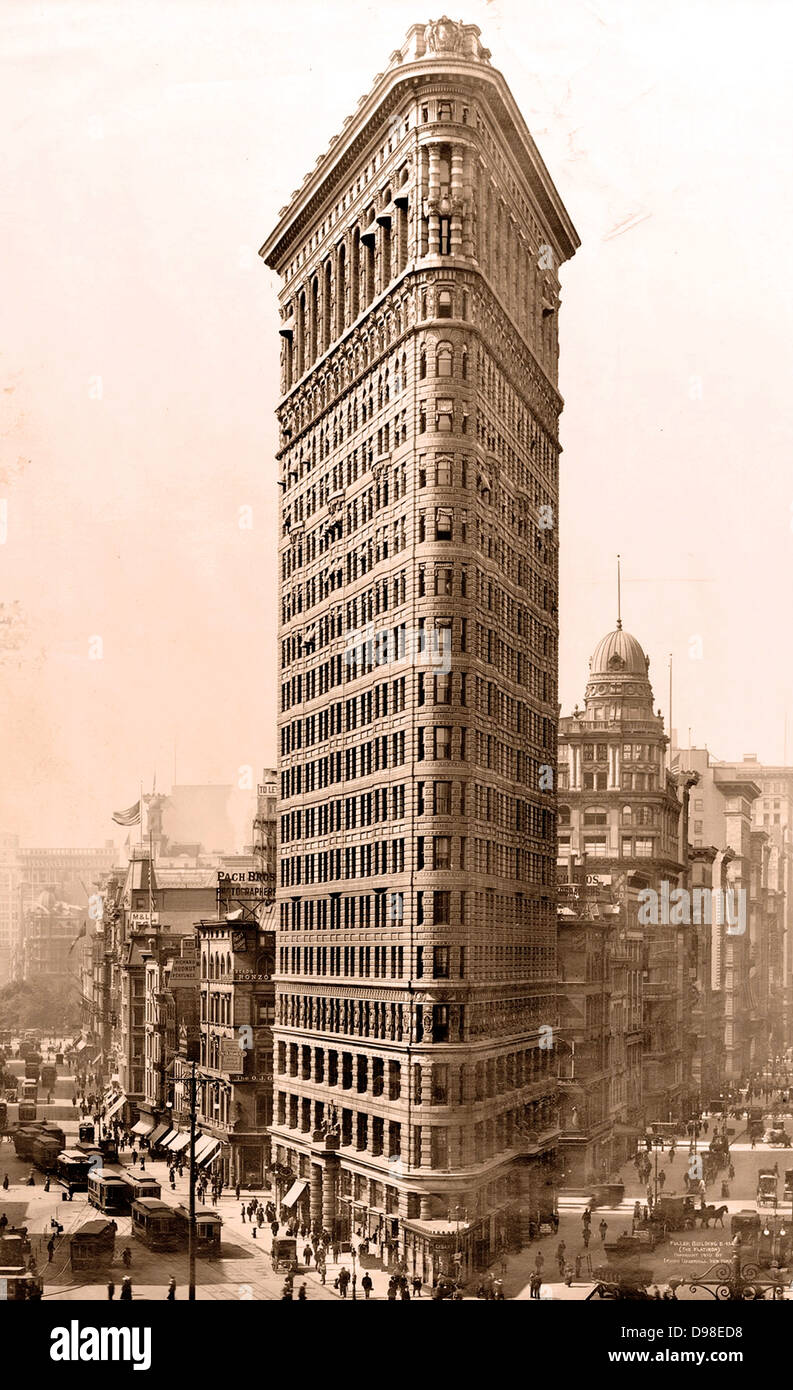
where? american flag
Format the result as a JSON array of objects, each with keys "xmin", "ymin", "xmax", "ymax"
[{"xmin": 112, "ymin": 799, "xmax": 141, "ymax": 826}]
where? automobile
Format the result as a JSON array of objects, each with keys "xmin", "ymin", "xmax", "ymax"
[
  {"xmin": 730, "ymin": 1209, "xmax": 761, "ymax": 1238},
  {"xmin": 757, "ymin": 1171, "xmax": 777, "ymax": 1207}
]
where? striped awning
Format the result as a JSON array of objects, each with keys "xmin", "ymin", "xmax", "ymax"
[
  {"xmin": 149, "ymin": 1124, "xmax": 173, "ymax": 1146},
  {"xmin": 105, "ymin": 1092, "xmax": 126, "ymax": 1119},
  {"xmin": 168, "ymin": 1132, "xmax": 192, "ymax": 1154},
  {"xmin": 131, "ymin": 1119, "xmax": 154, "ymax": 1137},
  {"xmin": 196, "ymin": 1139, "xmax": 221, "ymax": 1167},
  {"xmin": 281, "ymin": 1178, "xmax": 309, "ymax": 1210}
]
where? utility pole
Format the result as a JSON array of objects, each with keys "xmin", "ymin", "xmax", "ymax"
[{"xmin": 188, "ymin": 1059, "xmax": 197, "ymax": 1301}]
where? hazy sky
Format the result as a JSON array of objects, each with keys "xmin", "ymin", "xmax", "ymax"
[{"xmin": 2, "ymin": 0, "xmax": 792, "ymax": 846}]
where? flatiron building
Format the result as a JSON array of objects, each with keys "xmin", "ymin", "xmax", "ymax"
[{"xmin": 260, "ymin": 17, "xmax": 579, "ymax": 1279}]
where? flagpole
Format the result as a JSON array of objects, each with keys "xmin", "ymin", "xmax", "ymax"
[{"xmin": 140, "ymin": 781, "xmax": 144, "ymax": 850}]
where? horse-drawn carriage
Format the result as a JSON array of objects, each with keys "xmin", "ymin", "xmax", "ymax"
[
  {"xmin": 271, "ymin": 1237, "xmax": 297, "ymax": 1272},
  {"xmin": 650, "ymin": 1195, "xmax": 696, "ymax": 1232}
]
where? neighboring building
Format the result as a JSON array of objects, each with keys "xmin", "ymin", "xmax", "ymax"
[
  {"xmin": 0, "ymin": 833, "xmax": 20, "ymax": 985},
  {"xmin": 18, "ymin": 843, "xmax": 116, "ymax": 910},
  {"xmin": 712, "ymin": 756, "xmax": 792, "ymax": 1055},
  {"xmin": 557, "ymin": 877, "xmax": 643, "ymax": 1183},
  {"xmin": 113, "ymin": 852, "xmax": 218, "ymax": 1118},
  {"xmin": 195, "ymin": 910, "xmax": 276, "ymax": 1186},
  {"xmin": 261, "ymin": 18, "xmax": 579, "ymax": 1277},
  {"xmin": 558, "ymin": 622, "xmax": 687, "ymax": 1125},
  {"xmin": 673, "ymin": 746, "xmax": 763, "ymax": 1083},
  {"xmin": 20, "ymin": 890, "xmax": 85, "ymax": 986}
]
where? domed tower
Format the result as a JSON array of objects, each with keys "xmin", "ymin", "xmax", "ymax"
[
  {"xmin": 558, "ymin": 618, "xmax": 678, "ymax": 871},
  {"xmin": 558, "ymin": 614, "xmax": 686, "ymax": 1134}
]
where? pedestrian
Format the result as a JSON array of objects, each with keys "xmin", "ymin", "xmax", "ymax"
[
  {"xmin": 170, "ymin": 1171, "xmax": 176, "ymax": 1190},
  {"xmin": 119, "ymin": 1277, "xmax": 132, "ymax": 1302},
  {"xmin": 564, "ymin": 1262, "xmax": 574, "ymax": 1287},
  {"xmin": 659, "ymin": 1169, "xmax": 666, "ymax": 1190},
  {"xmin": 530, "ymin": 1272, "xmax": 541, "ymax": 1299},
  {"xmin": 303, "ymin": 1243, "xmax": 312, "ymax": 1264},
  {"xmin": 241, "ymin": 1206, "xmax": 246, "ymax": 1222},
  {"xmin": 131, "ymin": 1148, "xmax": 138, "ymax": 1167},
  {"xmin": 534, "ymin": 1250, "xmax": 544, "ymax": 1272},
  {"xmin": 298, "ymin": 1282, "xmax": 307, "ymax": 1300},
  {"xmin": 1, "ymin": 1175, "xmax": 7, "ymax": 1190},
  {"xmin": 412, "ymin": 1274, "xmax": 422, "ymax": 1297},
  {"xmin": 400, "ymin": 1281, "xmax": 410, "ymax": 1300},
  {"xmin": 575, "ymin": 1254, "xmax": 582, "ymax": 1279},
  {"xmin": 362, "ymin": 1272, "xmax": 373, "ymax": 1299},
  {"xmin": 107, "ymin": 1278, "xmax": 115, "ymax": 1300},
  {"xmin": 47, "ymin": 1237, "xmax": 55, "ymax": 1262},
  {"xmin": 166, "ymin": 1277, "xmax": 176, "ymax": 1301},
  {"xmin": 319, "ymin": 1263, "xmax": 326, "ymax": 1284},
  {"xmin": 599, "ymin": 1219, "xmax": 608, "ymax": 1243},
  {"xmin": 582, "ymin": 1226, "xmax": 590, "ymax": 1249}
]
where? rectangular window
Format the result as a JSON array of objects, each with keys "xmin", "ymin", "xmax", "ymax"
[{"xmin": 432, "ymin": 945, "xmax": 450, "ymax": 978}]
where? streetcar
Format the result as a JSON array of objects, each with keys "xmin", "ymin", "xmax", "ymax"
[
  {"xmin": 119, "ymin": 1171, "xmax": 162, "ymax": 1202},
  {"xmin": 130, "ymin": 1198, "xmax": 179, "ymax": 1251},
  {"xmin": 0, "ymin": 1266, "xmax": 43, "ymax": 1300},
  {"xmin": 87, "ymin": 1170, "xmax": 131, "ymax": 1214},
  {"xmin": 12, "ymin": 1121, "xmax": 65, "ymax": 1160},
  {"xmin": 172, "ymin": 1204, "xmax": 223, "ymax": 1257},
  {"xmin": 30, "ymin": 1133, "xmax": 62, "ymax": 1173},
  {"xmin": 70, "ymin": 1220, "xmax": 117, "ymax": 1274},
  {"xmin": 56, "ymin": 1150, "xmax": 97, "ymax": 1195},
  {"xmin": 40, "ymin": 1063, "xmax": 57, "ymax": 1091}
]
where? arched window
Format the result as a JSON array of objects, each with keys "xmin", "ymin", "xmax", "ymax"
[
  {"xmin": 436, "ymin": 343, "xmax": 453, "ymax": 377},
  {"xmin": 227, "ymin": 952, "xmax": 232, "ymax": 976},
  {"xmin": 336, "ymin": 243, "xmax": 346, "ymax": 336},
  {"xmin": 437, "ymin": 289, "xmax": 453, "ymax": 319},
  {"xmin": 209, "ymin": 955, "xmax": 215, "ymax": 980},
  {"xmin": 621, "ymin": 805, "xmax": 633, "ymax": 825},
  {"xmin": 419, "ymin": 349, "xmax": 427, "ymax": 380},
  {"xmin": 461, "ymin": 347, "xmax": 468, "ymax": 380}
]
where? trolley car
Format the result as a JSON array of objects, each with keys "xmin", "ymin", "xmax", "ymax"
[
  {"xmin": 87, "ymin": 1170, "xmax": 131, "ymax": 1214},
  {"xmin": 57, "ymin": 1150, "xmax": 97, "ymax": 1195},
  {"xmin": 70, "ymin": 1220, "xmax": 117, "ymax": 1274},
  {"xmin": 130, "ymin": 1198, "xmax": 179, "ymax": 1251},
  {"xmin": 173, "ymin": 1204, "xmax": 223, "ymax": 1257},
  {"xmin": 119, "ymin": 1172, "xmax": 162, "ymax": 1202}
]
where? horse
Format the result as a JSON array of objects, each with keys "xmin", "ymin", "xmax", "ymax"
[{"xmin": 699, "ymin": 1203, "xmax": 728, "ymax": 1228}]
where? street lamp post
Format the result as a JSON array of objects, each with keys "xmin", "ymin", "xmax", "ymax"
[{"xmin": 188, "ymin": 1060, "xmax": 197, "ymax": 1302}]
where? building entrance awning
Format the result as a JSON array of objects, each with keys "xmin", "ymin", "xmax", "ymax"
[
  {"xmin": 281, "ymin": 1178, "xmax": 309, "ymax": 1210},
  {"xmin": 105, "ymin": 1092, "xmax": 126, "ymax": 1119},
  {"xmin": 149, "ymin": 1124, "xmax": 173, "ymax": 1146},
  {"xmin": 131, "ymin": 1119, "xmax": 154, "ymax": 1137},
  {"xmin": 196, "ymin": 1139, "xmax": 222, "ymax": 1167}
]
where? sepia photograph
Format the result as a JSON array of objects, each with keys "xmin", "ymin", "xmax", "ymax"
[{"xmin": 2, "ymin": 0, "xmax": 792, "ymax": 1363}]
